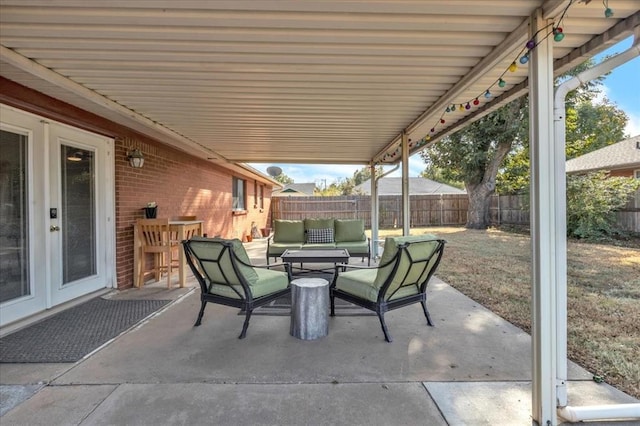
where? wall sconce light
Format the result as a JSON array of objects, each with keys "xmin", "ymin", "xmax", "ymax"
[{"xmin": 127, "ymin": 148, "xmax": 144, "ymax": 168}]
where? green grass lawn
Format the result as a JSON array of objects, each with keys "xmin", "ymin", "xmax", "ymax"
[{"xmin": 373, "ymin": 226, "xmax": 640, "ymax": 399}]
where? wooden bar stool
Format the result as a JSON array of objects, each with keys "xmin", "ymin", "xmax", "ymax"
[{"xmin": 137, "ymin": 218, "xmax": 173, "ymax": 288}]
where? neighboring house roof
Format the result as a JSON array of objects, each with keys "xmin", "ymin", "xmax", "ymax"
[
  {"xmin": 354, "ymin": 177, "xmax": 466, "ymax": 195},
  {"xmin": 566, "ymin": 135, "xmax": 640, "ymax": 173},
  {"xmin": 272, "ymin": 183, "xmax": 316, "ymax": 196}
]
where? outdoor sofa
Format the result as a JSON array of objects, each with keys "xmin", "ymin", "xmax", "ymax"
[{"xmin": 266, "ymin": 218, "xmax": 371, "ymax": 265}]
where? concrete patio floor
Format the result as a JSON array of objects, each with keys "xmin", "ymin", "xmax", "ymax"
[{"xmin": 1, "ymin": 239, "xmax": 638, "ymax": 425}]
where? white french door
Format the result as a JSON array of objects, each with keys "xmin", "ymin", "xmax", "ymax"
[
  {"xmin": 47, "ymin": 122, "xmax": 112, "ymax": 305},
  {"xmin": 0, "ymin": 105, "xmax": 114, "ymax": 326}
]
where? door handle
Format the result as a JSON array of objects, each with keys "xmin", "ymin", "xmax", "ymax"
[{"xmin": 50, "ymin": 225, "xmax": 60, "ymax": 232}]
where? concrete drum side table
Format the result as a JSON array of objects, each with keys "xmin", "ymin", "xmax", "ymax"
[{"xmin": 290, "ymin": 278, "xmax": 329, "ymax": 340}]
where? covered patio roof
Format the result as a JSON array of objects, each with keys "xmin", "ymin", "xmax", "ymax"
[
  {"xmin": 1, "ymin": 1, "xmax": 638, "ymax": 168},
  {"xmin": 2, "ymin": 2, "xmax": 640, "ymax": 425}
]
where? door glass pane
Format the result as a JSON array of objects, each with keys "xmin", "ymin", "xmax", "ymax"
[
  {"xmin": 0, "ymin": 129, "xmax": 30, "ymax": 303},
  {"xmin": 61, "ymin": 145, "xmax": 96, "ymax": 284}
]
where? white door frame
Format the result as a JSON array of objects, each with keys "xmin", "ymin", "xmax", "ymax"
[
  {"xmin": 0, "ymin": 104, "xmax": 115, "ymax": 327},
  {"xmin": 47, "ymin": 121, "xmax": 115, "ymax": 306}
]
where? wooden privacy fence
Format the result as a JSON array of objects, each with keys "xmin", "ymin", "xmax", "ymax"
[
  {"xmin": 613, "ymin": 189, "xmax": 640, "ymax": 233},
  {"xmin": 271, "ymin": 195, "xmax": 474, "ymax": 228},
  {"xmin": 270, "ymin": 191, "xmax": 640, "ymax": 233}
]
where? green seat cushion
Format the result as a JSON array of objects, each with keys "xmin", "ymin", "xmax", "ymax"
[
  {"xmin": 268, "ymin": 242, "xmax": 302, "ymax": 256},
  {"xmin": 251, "ymin": 267, "xmax": 290, "ymax": 298},
  {"xmin": 335, "ymin": 268, "xmax": 419, "ymax": 302},
  {"xmin": 304, "ymin": 218, "xmax": 335, "ymax": 230},
  {"xmin": 374, "ymin": 234, "xmax": 440, "ymax": 292},
  {"xmin": 273, "ymin": 220, "xmax": 304, "ymax": 243},
  {"xmin": 335, "ymin": 269, "xmax": 378, "ymax": 301},
  {"xmin": 335, "ymin": 240, "xmax": 368, "ymax": 255},
  {"xmin": 207, "ymin": 267, "xmax": 289, "ymax": 299},
  {"xmin": 188, "ymin": 237, "xmax": 259, "ymax": 286},
  {"xmin": 334, "ymin": 219, "xmax": 366, "ymax": 242}
]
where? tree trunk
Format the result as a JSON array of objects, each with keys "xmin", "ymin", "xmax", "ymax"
[{"xmin": 466, "ymin": 183, "xmax": 494, "ymax": 229}]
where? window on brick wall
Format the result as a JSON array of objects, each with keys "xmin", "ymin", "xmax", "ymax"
[
  {"xmin": 232, "ymin": 177, "xmax": 246, "ymax": 210},
  {"xmin": 259, "ymin": 185, "xmax": 264, "ymax": 209},
  {"xmin": 254, "ymin": 180, "xmax": 258, "ymax": 208}
]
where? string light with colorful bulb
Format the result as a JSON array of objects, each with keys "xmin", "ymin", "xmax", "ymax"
[
  {"xmin": 553, "ymin": 26, "xmax": 565, "ymax": 42},
  {"xmin": 420, "ymin": 13, "xmax": 569, "ymax": 146},
  {"xmin": 381, "ymin": 0, "xmax": 615, "ymax": 163},
  {"xmin": 603, "ymin": 0, "xmax": 614, "ymax": 18}
]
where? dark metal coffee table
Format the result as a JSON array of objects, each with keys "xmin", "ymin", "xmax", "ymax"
[{"xmin": 280, "ymin": 249, "xmax": 350, "ymax": 275}]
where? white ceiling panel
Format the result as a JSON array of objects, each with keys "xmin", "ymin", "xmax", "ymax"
[{"xmin": 1, "ymin": 0, "xmax": 638, "ymax": 166}]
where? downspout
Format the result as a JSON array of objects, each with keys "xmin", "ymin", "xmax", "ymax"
[
  {"xmin": 555, "ymin": 28, "xmax": 640, "ymax": 423},
  {"xmin": 371, "ymin": 164, "xmax": 399, "ymax": 259}
]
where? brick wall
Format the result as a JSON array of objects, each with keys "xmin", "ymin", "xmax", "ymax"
[
  {"xmin": 1, "ymin": 78, "xmax": 275, "ymax": 291},
  {"xmin": 115, "ymin": 137, "xmax": 273, "ymax": 289}
]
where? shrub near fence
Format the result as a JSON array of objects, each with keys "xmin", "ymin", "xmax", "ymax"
[{"xmin": 271, "ymin": 189, "xmax": 639, "ymax": 233}]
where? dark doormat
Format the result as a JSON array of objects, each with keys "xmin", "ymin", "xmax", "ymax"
[{"xmin": 0, "ymin": 298, "xmax": 170, "ymax": 363}]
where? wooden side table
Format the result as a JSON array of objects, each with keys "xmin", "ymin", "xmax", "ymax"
[{"xmin": 290, "ymin": 278, "xmax": 329, "ymax": 340}]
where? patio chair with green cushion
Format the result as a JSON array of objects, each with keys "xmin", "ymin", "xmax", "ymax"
[
  {"xmin": 183, "ymin": 237, "xmax": 291, "ymax": 339},
  {"xmin": 330, "ymin": 235, "xmax": 446, "ymax": 342}
]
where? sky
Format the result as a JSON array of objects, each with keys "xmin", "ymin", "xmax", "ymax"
[{"xmin": 250, "ymin": 37, "xmax": 640, "ymax": 186}]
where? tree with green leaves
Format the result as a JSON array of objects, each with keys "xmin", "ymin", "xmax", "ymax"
[
  {"xmin": 322, "ymin": 165, "xmax": 385, "ymax": 195},
  {"xmin": 315, "ymin": 182, "xmax": 344, "ymax": 196},
  {"xmin": 420, "ymin": 97, "xmax": 528, "ymax": 228},
  {"xmin": 272, "ymin": 172, "xmax": 294, "ymax": 185},
  {"xmin": 349, "ymin": 165, "xmax": 384, "ymax": 187},
  {"xmin": 497, "ymin": 58, "xmax": 628, "ymax": 194},
  {"xmin": 419, "ymin": 164, "xmax": 465, "ymax": 190},
  {"xmin": 567, "ymin": 171, "xmax": 640, "ymax": 239},
  {"xmin": 421, "ymin": 56, "xmax": 629, "ymax": 230},
  {"xmin": 497, "ymin": 97, "xmax": 628, "ymax": 194}
]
